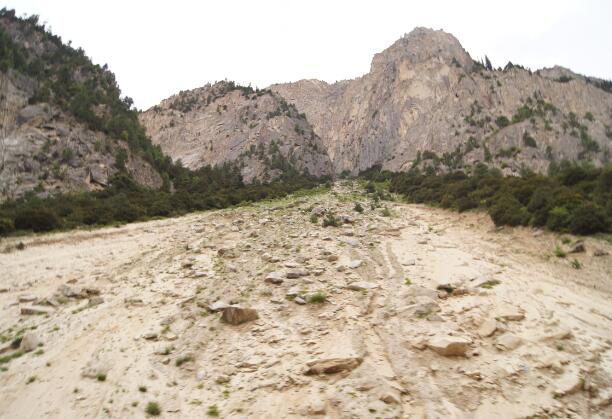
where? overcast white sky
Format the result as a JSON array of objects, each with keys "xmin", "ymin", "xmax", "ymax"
[{"xmin": 4, "ymin": 0, "xmax": 611, "ymax": 109}]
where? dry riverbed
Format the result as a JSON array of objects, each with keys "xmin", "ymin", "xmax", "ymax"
[{"xmin": 1, "ymin": 183, "xmax": 611, "ymax": 418}]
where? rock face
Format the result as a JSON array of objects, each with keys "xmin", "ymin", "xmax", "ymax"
[
  {"xmin": 272, "ymin": 28, "xmax": 612, "ymax": 176},
  {"xmin": 139, "ymin": 81, "xmax": 333, "ymax": 182},
  {"xmin": 0, "ymin": 16, "xmax": 163, "ymax": 202}
]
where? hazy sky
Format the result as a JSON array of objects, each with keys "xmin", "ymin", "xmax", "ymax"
[{"xmin": 5, "ymin": 0, "xmax": 611, "ymax": 109}]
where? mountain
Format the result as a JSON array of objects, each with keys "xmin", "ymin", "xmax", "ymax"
[
  {"xmin": 272, "ymin": 28, "xmax": 611, "ymax": 176},
  {"xmin": 139, "ymin": 81, "xmax": 332, "ymax": 182},
  {"xmin": 0, "ymin": 10, "xmax": 167, "ymax": 202}
]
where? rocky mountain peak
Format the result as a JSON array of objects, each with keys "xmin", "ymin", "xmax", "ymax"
[{"xmin": 370, "ymin": 27, "xmax": 473, "ymax": 73}]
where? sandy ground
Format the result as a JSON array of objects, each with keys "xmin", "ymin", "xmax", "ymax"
[{"xmin": 0, "ymin": 182, "xmax": 611, "ymax": 418}]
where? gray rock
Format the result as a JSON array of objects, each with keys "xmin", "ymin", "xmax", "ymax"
[
  {"xmin": 19, "ymin": 332, "xmax": 40, "ymax": 352},
  {"xmin": 265, "ymin": 272, "xmax": 284, "ymax": 284},
  {"xmin": 347, "ymin": 281, "xmax": 379, "ymax": 291}
]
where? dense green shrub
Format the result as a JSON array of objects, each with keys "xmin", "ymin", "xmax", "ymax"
[
  {"xmin": 386, "ymin": 162, "xmax": 611, "ymax": 235},
  {"xmin": 495, "ymin": 116, "xmax": 510, "ymax": 128},
  {"xmin": 13, "ymin": 208, "xmax": 60, "ymax": 232},
  {"xmin": 0, "ymin": 217, "xmax": 14, "ymax": 235},
  {"xmin": 488, "ymin": 195, "xmax": 529, "ymax": 226}
]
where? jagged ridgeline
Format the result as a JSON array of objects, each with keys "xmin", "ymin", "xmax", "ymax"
[
  {"xmin": 0, "ymin": 8, "xmax": 176, "ymax": 197},
  {"xmin": 0, "ymin": 9, "xmax": 326, "ymax": 235}
]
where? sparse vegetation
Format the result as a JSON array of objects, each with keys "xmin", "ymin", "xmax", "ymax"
[
  {"xmin": 207, "ymin": 405, "xmax": 220, "ymax": 417},
  {"xmin": 96, "ymin": 373, "xmax": 107, "ymax": 382},
  {"xmin": 570, "ymin": 259, "xmax": 582, "ymax": 269},
  {"xmin": 322, "ymin": 213, "xmax": 340, "ymax": 227},
  {"xmin": 175, "ymin": 355, "xmax": 194, "ymax": 367},
  {"xmin": 554, "ymin": 245, "xmax": 567, "ymax": 258},
  {"xmin": 145, "ymin": 402, "xmax": 161, "ymax": 416},
  {"xmin": 307, "ymin": 292, "xmax": 327, "ymax": 304},
  {"xmin": 353, "ymin": 202, "xmax": 364, "ymax": 213}
]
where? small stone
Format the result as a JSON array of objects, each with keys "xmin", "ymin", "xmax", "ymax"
[
  {"xmin": 208, "ymin": 300, "xmax": 230, "ymax": 312},
  {"xmin": 327, "ymin": 255, "xmax": 339, "ymax": 262},
  {"xmin": 143, "ymin": 332, "xmax": 158, "ymax": 340},
  {"xmin": 593, "ymin": 249, "xmax": 609, "ymax": 257},
  {"xmin": 18, "ymin": 294, "xmax": 37, "ymax": 303},
  {"xmin": 568, "ymin": 241, "xmax": 585, "ymax": 253},
  {"xmin": 294, "ymin": 297, "xmax": 306, "ymax": 305},
  {"xmin": 220, "ymin": 306, "xmax": 259, "ymax": 325},
  {"xmin": 554, "ymin": 369, "xmax": 583, "ymax": 397},
  {"xmin": 196, "ymin": 369, "xmax": 207, "ymax": 381},
  {"xmin": 286, "ymin": 270, "xmax": 308, "ymax": 279},
  {"xmin": 428, "ymin": 335, "xmax": 471, "ymax": 357},
  {"xmin": 88, "ymin": 296, "xmax": 104, "ymax": 306},
  {"xmin": 495, "ymin": 333, "xmax": 522, "ymax": 351},
  {"xmin": 264, "ymin": 272, "xmax": 284, "ymax": 284},
  {"xmin": 346, "ymin": 259, "xmax": 363, "ymax": 269},
  {"xmin": 20, "ymin": 332, "xmax": 40, "ymax": 352},
  {"xmin": 347, "ymin": 281, "xmax": 379, "ymax": 291},
  {"xmin": 478, "ymin": 319, "xmax": 498, "ymax": 337},
  {"xmin": 496, "ymin": 306, "xmax": 525, "ymax": 322},
  {"xmin": 305, "ymin": 357, "xmax": 363, "ymax": 375}
]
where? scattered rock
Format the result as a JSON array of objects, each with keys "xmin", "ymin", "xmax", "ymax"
[
  {"xmin": 496, "ymin": 306, "xmax": 525, "ymax": 322},
  {"xmin": 264, "ymin": 272, "xmax": 284, "ymax": 284},
  {"xmin": 478, "ymin": 319, "xmax": 498, "ymax": 337},
  {"xmin": 19, "ymin": 332, "xmax": 40, "ymax": 352},
  {"xmin": 208, "ymin": 300, "xmax": 230, "ymax": 312},
  {"xmin": 346, "ymin": 259, "xmax": 363, "ymax": 269},
  {"xmin": 294, "ymin": 297, "xmax": 306, "ymax": 305},
  {"xmin": 347, "ymin": 281, "xmax": 379, "ymax": 291},
  {"xmin": 88, "ymin": 296, "xmax": 104, "ymax": 306},
  {"xmin": 568, "ymin": 241, "xmax": 585, "ymax": 253},
  {"xmin": 286, "ymin": 270, "xmax": 308, "ymax": 279},
  {"xmin": 18, "ymin": 294, "xmax": 37, "ymax": 303},
  {"xmin": 495, "ymin": 333, "xmax": 522, "ymax": 351},
  {"xmin": 220, "ymin": 306, "xmax": 259, "ymax": 325},
  {"xmin": 326, "ymin": 255, "xmax": 339, "ymax": 262},
  {"xmin": 554, "ymin": 369, "xmax": 583, "ymax": 397},
  {"xmin": 428, "ymin": 335, "xmax": 471, "ymax": 357},
  {"xmin": 593, "ymin": 249, "xmax": 609, "ymax": 257},
  {"xmin": 305, "ymin": 357, "xmax": 363, "ymax": 375}
]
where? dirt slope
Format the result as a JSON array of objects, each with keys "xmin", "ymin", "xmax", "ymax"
[{"xmin": 0, "ymin": 184, "xmax": 611, "ymax": 418}]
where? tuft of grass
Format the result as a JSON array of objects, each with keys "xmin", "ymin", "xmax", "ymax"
[
  {"xmin": 480, "ymin": 279, "xmax": 501, "ymax": 289},
  {"xmin": 96, "ymin": 373, "xmax": 106, "ymax": 382},
  {"xmin": 307, "ymin": 291, "xmax": 327, "ymax": 304},
  {"xmin": 309, "ymin": 213, "xmax": 319, "ymax": 224},
  {"xmin": 560, "ymin": 236, "xmax": 572, "ymax": 244},
  {"xmin": 26, "ymin": 375, "xmax": 36, "ymax": 384},
  {"xmin": 554, "ymin": 245, "xmax": 566, "ymax": 258},
  {"xmin": 353, "ymin": 202, "xmax": 364, "ymax": 213},
  {"xmin": 0, "ymin": 351, "xmax": 24, "ymax": 365},
  {"xmin": 207, "ymin": 404, "xmax": 220, "ymax": 417},
  {"xmin": 404, "ymin": 278, "xmax": 412, "ymax": 285},
  {"xmin": 175, "ymin": 354, "xmax": 194, "ymax": 367},
  {"xmin": 145, "ymin": 401, "xmax": 161, "ymax": 416},
  {"xmin": 138, "ymin": 385, "xmax": 147, "ymax": 393},
  {"xmin": 34, "ymin": 349, "xmax": 44, "ymax": 356},
  {"xmin": 570, "ymin": 259, "xmax": 582, "ymax": 269},
  {"xmin": 322, "ymin": 213, "xmax": 340, "ymax": 227},
  {"xmin": 381, "ymin": 207, "xmax": 391, "ymax": 217}
]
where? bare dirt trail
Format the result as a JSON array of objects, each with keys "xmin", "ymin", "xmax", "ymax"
[{"xmin": 0, "ymin": 183, "xmax": 611, "ymax": 418}]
